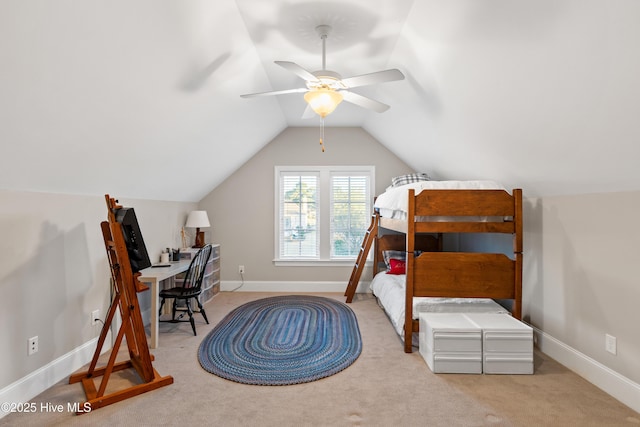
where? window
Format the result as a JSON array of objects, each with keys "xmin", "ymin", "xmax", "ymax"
[
  {"xmin": 275, "ymin": 166, "xmax": 374, "ymax": 265},
  {"xmin": 330, "ymin": 174, "xmax": 370, "ymax": 258},
  {"xmin": 279, "ymin": 172, "xmax": 319, "ymax": 259}
]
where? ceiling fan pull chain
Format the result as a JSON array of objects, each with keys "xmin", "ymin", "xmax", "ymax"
[{"xmin": 319, "ymin": 118, "xmax": 325, "ymax": 152}]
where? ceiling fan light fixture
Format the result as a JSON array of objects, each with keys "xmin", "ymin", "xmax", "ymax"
[{"xmin": 304, "ymin": 88, "xmax": 343, "ymax": 118}]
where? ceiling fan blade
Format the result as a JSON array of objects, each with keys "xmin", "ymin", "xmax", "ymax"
[
  {"xmin": 240, "ymin": 87, "xmax": 308, "ymax": 98},
  {"xmin": 275, "ymin": 61, "xmax": 318, "ymax": 82},
  {"xmin": 341, "ymin": 91, "xmax": 390, "ymax": 113},
  {"xmin": 340, "ymin": 69, "xmax": 405, "ymax": 89}
]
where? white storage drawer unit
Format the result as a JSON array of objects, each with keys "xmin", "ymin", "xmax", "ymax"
[
  {"xmin": 419, "ymin": 313, "xmax": 482, "ymax": 374},
  {"xmin": 465, "ymin": 313, "xmax": 534, "ymax": 375}
]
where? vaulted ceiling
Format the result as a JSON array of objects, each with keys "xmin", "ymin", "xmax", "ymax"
[{"xmin": 1, "ymin": 0, "xmax": 639, "ymax": 202}]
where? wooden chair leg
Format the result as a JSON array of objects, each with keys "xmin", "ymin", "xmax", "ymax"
[
  {"xmin": 158, "ymin": 298, "xmax": 165, "ymax": 317},
  {"xmin": 196, "ymin": 299, "xmax": 209, "ymax": 324},
  {"xmin": 186, "ymin": 299, "xmax": 196, "ymax": 336}
]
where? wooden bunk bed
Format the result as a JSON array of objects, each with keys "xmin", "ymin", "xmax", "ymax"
[{"xmin": 345, "ymin": 182, "xmax": 523, "ymax": 353}]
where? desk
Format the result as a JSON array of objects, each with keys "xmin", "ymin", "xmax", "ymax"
[{"xmin": 138, "ymin": 260, "xmax": 191, "ymax": 349}]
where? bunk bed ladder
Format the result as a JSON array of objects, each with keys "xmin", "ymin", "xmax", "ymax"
[{"xmin": 345, "ymin": 213, "xmax": 377, "ymax": 303}]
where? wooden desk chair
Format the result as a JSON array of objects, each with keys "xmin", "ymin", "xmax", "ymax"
[{"xmin": 159, "ymin": 244, "xmax": 212, "ymax": 335}]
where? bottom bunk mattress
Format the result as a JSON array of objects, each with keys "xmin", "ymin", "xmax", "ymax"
[{"xmin": 369, "ymin": 271, "xmax": 509, "ymax": 339}]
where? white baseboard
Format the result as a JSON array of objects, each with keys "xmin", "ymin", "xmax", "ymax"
[
  {"xmin": 0, "ymin": 334, "xmax": 110, "ymax": 420},
  {"xmin": 535, "ymin": 326, "xmax": 640, "ymax": 413},
  {"xmin": 220, "ymin": 280, "xmax": 370, "ymax": 294}
]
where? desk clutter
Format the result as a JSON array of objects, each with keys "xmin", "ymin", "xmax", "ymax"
[
  {"xmin": 159, "ymin": 247, "xmax": 182, "ymax": 263},
  {"xmin": 419, "ymin": 313, "xmax": 534, "ymax": 375}
]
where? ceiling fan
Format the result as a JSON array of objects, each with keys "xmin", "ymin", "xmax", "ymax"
[{"xmin": 240, "ymin": 24, "xmax": 405, "ymax": 119}]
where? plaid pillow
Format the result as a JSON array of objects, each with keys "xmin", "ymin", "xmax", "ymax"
[
  {"xmin": 382, "ymin": 250, "xmax": 405, "ymax": 270},
  {"xmin": 382, "ymin": 250, "xmax": 424, "ymax": 271},
  {"xmin": 391, "ymin": 173, "xmax": 431, "ymax": 187}
]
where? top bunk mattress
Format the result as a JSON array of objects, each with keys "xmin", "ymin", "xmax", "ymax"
[{"xmin": 374, "ymin": 180, "xmax": 506, "ymax": 221}]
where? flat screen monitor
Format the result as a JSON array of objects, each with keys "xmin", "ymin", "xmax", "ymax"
[{"xmin": 115, "ymin": 207, "xmax": 152, "ymax": 273}]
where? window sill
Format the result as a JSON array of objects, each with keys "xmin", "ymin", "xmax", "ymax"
[{"xmin": 273, "ymin": 259, "xmax": 371, "ymax": 267}]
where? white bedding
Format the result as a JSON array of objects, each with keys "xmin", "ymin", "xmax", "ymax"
[
  {"xmin": 369, "ymin": 271, "xmax": 509, "ymax": 338},
  {"xmin": 374, "ymin": 180, "xmax": 507, "ymax": 221}
]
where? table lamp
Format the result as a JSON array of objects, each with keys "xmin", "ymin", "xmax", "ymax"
[{"xmin": 185, "ymin": 210, "xmax": 210, "ymax": 248}]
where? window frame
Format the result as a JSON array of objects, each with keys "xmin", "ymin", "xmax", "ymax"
[{"xmin": 274, "ymin": 165, "xmax": 375, "ymax": 266}]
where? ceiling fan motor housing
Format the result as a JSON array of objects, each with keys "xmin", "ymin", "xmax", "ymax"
[
  {"xmin": 315, "ymin": 24, "xmax": 332, "ymax": 39},
  {"xmin": 307, "ymin": 70, "xmax": 345, "ymax": 90}
]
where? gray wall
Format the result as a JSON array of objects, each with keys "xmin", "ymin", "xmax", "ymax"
[
  {"xmin": 199, "ymin": 127, "xmax": 414, "ymax": 284},
  {"xmin": 456, "ymin": 189, "xmax": 640, "ymax": 387},
  {"xmin": 0, "ymin": 190, "xmax": 195, "ymax": 390},
  {"xmin": 522, "ymin": 191, "xmax": 640, "ymax": 385}
]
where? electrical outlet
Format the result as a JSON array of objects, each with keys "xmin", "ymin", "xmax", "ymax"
[
  {"xmin": 238, "ymin": 265, "xmax": 245, "ymax": 274},
  {"xmin": 91, "ymin": 309, "xmax": 100, "ymax": 326},
  {"xmin": 605, "ymin": 334, "xmax": 617, "ymax": 355},
  {"xmin": 28, "ymin": 336, "xmax": 38, "ymax": 355}
]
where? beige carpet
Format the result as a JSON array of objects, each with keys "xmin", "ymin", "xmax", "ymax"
[{"xmin": 2, "ymin": 292, "xmax": 639, "ymax": 427}]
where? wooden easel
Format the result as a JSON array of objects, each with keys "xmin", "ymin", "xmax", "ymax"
[{"xmin": 69, "ymin": 195, "xmax": 173, "ymax": 414}]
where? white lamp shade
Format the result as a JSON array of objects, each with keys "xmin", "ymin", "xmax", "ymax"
[{"xmin": 185, "ymin": 210, "xmax": 210, "ymax": 228}]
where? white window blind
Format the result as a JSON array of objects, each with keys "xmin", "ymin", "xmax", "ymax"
[
  {"xmin": 330, "ymin": 174, "xmax": 371, "ymax": 258},
  {"xmin": 278, "ymin": 172, "xmax": 319, "ymax": 259}
]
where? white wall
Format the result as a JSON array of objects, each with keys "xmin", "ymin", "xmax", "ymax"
[
  {"xmin": 0, "ymin": 190, "xmax": 195, "ymax": 403},
  {"xmin": 370, "ymin": 0, "xmax": 640, "ymax": 199}
]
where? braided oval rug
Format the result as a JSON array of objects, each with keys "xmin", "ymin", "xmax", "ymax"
[{"xmin": 198, "ymin": 295, "xmax": 362, "ymax": 385}]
